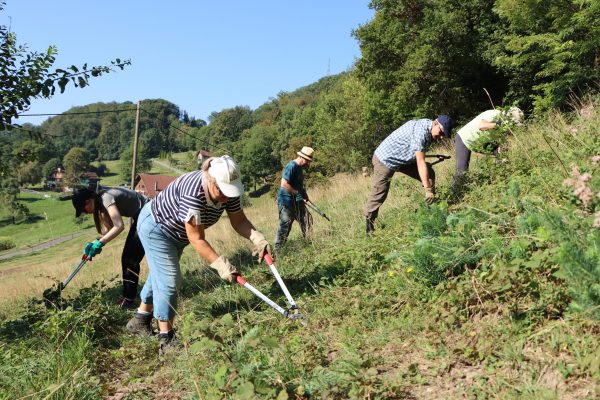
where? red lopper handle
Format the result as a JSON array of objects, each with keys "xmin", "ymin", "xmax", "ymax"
[
  {"xmin": 263, "ymin": 253, "xmax": 274, "ymax": 266},
  {"xmin": 235, "ymin": 274, "xmax": 247, "ymax": 285}
]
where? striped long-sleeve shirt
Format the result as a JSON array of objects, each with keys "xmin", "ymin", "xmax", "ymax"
[{"xmin": 151, "ymin": 171, "xmax": 242, "ymax": 244}]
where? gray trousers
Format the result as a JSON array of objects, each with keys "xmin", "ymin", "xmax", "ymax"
[
  {"xmin": 274, "ymin": 201, "xmax": 308, "ymax": 250},
  {"xmin": 452, "ymin": 134, "xmax": 472, "ymax": 189},
  {"xmin": 364, "ymin": 155, "xmax": 435, "ymax": 222}
]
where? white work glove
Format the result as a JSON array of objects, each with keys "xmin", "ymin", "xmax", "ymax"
[
  {"xmin": 209, "ymin": 256, "xmax": 238, "ymax": 283},
  {"xmin": 250, "ymin": 230, "xmax": 272, "ymax": 263},
  {"xmin": 425, "ymin": 187, "xmax": 436, "ymax": 205}
]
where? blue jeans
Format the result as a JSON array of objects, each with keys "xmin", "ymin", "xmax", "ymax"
[
  {"xmin": 137, "ymin": 202, "xmax": 186, "ymax": 321},
  {"xmin": 274, "ymin": 201, "xmax": 308, "ymax": 250}
]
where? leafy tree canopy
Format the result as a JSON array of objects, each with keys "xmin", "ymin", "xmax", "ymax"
[{"xmin": 0, "ymin": 1, "xmax": 131, "ymax": 130}]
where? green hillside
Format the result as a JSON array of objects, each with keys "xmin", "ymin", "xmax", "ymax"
[
  {"xmin": 0, "ymin": 100, "xmax": 598, "ymax": 399},
  {"xmin": 0, "ymin": 192, "xmax": 94, "ymax": 251},
  {"xmin": 1, "ymin": 1, "xmax": 599, "ymax": 398}
]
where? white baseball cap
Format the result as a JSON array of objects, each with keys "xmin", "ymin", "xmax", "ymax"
[{"xmin": 208, "ymin": 155, "xmax": 244, "ymax": 197}]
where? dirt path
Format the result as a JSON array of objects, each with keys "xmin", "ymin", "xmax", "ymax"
[{"xmin": 0, "ymin": 228, "xmax": 94, "ymax": 263}]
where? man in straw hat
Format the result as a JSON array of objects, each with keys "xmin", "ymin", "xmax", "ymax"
[
  {"xmin": 365, "ymin": 115, "xmax": 454, "ymax": 234},
  {"xmin": 274, "ymin": 146, "xmax": 314, "ymax": 251}
]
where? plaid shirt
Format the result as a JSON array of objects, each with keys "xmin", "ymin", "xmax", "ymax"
[{"xmin": 374, "ymin": 119, "xmax": 433, "ymax": 170}]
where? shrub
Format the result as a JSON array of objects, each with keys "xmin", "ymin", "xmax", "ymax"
[{"xmin": 0, "ymin": 237, "xmax": 15, "ymax": 251}]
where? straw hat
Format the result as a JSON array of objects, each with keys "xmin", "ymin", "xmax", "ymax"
[{"xmin": 297, "ymin": 146, "xmax": 314, "ymax": 161}]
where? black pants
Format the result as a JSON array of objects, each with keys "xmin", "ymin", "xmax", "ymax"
[{"xmin": 121, "ymin": 216, "xmax": 145, "ymax": 300}]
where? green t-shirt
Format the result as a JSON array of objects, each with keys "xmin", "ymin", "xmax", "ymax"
[{"xmin": 457, "ymin": 110, "xmax": 502, "ymax": 151}]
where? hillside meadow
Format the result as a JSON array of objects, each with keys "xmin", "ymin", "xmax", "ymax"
[{"xmin": 0, "ymin": 103, "xmax": 598, "ymax": 399}]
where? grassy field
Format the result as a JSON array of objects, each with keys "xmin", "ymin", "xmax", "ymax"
[
  {"xmin": 92, "ymin": 152, "xmax": 194, "ymax": 187},
  {"xmin": 0, "ymin": 192, "xmax": 95, "ymax": 251},
  {"xmin": 0, "ymin": 103, "xmax": 598, "ymax": 399}
]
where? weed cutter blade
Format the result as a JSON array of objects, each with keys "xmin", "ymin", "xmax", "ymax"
[{"xmin": 287, "ymin": 308, "xmax": 308, "ymax": 327}]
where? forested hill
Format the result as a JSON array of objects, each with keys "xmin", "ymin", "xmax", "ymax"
[{"xmin": 2, "ymin": 0, "xmax": 599, "ymax": 205}]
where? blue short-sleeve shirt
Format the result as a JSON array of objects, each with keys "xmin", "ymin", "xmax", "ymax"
[
  {"xmin": 374, "ymin": 119, "xmax": 433, "ymax": 170},
  {"xmin": 277, "ymin": 160, "xmax": 305, "ymax": 207}
]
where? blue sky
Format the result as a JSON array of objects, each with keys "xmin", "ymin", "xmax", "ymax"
[{"xmin": 3, "ymin": 1, "xmax": 374, "ymax": 126}]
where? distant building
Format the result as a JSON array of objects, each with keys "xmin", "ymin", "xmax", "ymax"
[
  {"xmin": 44, "ymin": 168, "xmax": 101, "ymax": 192},
  {"xmin": 44, "ymin": 167, "xmax": 65, "ymax": 191},
  {"xmin": 134, "ymin": 173, "xmax": 177, "ymax": 198}
]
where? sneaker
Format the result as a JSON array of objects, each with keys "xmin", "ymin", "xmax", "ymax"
[
  {"xmin": 126, "ymin": 312, "xmax": 154, "ymax": 336},
  {"xmin": 116, "ymin": 297, "xmax": 137, "ymax": 310},
  {"xmin": 158, "ymin": 330, "xmax": 180, "ymax": 356}
]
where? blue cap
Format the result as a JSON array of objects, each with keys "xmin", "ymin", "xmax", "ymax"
[{"xmin": 436, "ymin": 115, "xmax": 454, "ymax": 138}]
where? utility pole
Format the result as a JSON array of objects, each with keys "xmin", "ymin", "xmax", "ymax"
[{"xmin": 130, "ymin": 101, "xmax": 141, "ymax": 190}]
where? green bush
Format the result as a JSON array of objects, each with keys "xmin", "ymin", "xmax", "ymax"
[{"xmin": 0, "ymin": 237, "xmax": 15, "ymax": 251}]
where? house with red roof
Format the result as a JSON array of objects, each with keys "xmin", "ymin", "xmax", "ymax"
[{"xmin": 133, "ymin": 173, "xmax": 177, "ymax": 198}]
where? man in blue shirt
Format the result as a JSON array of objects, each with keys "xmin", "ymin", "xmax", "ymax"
[
  {"xmin": 275, "ymin": 146, "xmax": 314, "ymax": 251},
  {"xmin": 365, "ymin": 115, "xmax": 454, "ymax": 234}
]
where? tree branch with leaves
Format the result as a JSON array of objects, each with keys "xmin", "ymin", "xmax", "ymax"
[{"xmin": 0, "ymin": 1, "xmax": 131, "ymax": 130}]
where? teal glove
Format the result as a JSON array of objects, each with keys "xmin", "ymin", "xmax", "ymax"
[
  {"xmin": 83, "ymin": 242, "xmax": 93, "ymax": 257},
  {"xmin": 84, "ymin": 239, "xmax": 104, "ymax": 259}
]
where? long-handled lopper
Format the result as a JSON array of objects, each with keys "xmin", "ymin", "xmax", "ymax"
[
  {"xmin": 43, "ymin": 254, "xmax": 91, "ymax": 308},
  {"xmin": 304, "ymin": 199, "xmax": 331, "ymax": 222},
  {"xmin": 61, "ymin": 255, "xmax": 90, "ymax": 290},
  {"xmin": 234, "ymin": 253, "xmax": 306, "ymax": 325},
  {"xmin": 425, "ymin": 154, "xmax": 451, "ymax": 166}
]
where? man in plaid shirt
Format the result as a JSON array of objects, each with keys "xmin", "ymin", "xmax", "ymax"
[{"xmin": 365, "ymin": 115, "xmax": 454, "ymax": 234}]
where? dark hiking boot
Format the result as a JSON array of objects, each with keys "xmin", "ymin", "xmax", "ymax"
[
  {"xmin": 126, "ymin": 312, "xmax": 154, "ymax": 336},
  {"xmin": 366, "ymin": 218, "xmax": 375, "ymax": 235},
  {"xmin": 116, "ymin": 297, "xmax": 137, "ymax": 310},
  {"xmin": 158, "ymin": 330, "xmax": 180, "ymax": 356}
]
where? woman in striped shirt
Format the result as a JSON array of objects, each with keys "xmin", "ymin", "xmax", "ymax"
[{"xmin": 126, "ymin": 155, "xmax": 272, "ymax": 355}]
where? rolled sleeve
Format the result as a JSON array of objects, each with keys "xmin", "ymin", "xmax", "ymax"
[{"xmin": 178, "ymin": 194, "xmax": 203, "ymax": 223}]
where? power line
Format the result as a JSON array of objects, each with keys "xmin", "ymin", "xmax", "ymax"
[
  {"xmin": 139, "ymin": 108, "xmax": 231, "ymax": 156},
  {"xmin": 17, "ymin": 108, "xmax": 138, "ymax": 117},
  {"xmin": 12, "ymin": 104, "xmax": 234, "ymax": 156}
]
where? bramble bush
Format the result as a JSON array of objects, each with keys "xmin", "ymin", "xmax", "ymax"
[{"xmin": 0, "ymin": 236, "xmax": 14, "ymax": 251}]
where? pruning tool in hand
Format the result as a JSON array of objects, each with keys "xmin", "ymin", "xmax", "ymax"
[
  {"xmin": 234, "ymin": 252, "xmax": 306, "ymax": 326},
  {"xmin": 425, "ymin": 154, "xmax": 451, "ymax": 166},
  {"xmin": 304, "ymin": 200, "xmax": 331, "ymax": 222}
]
